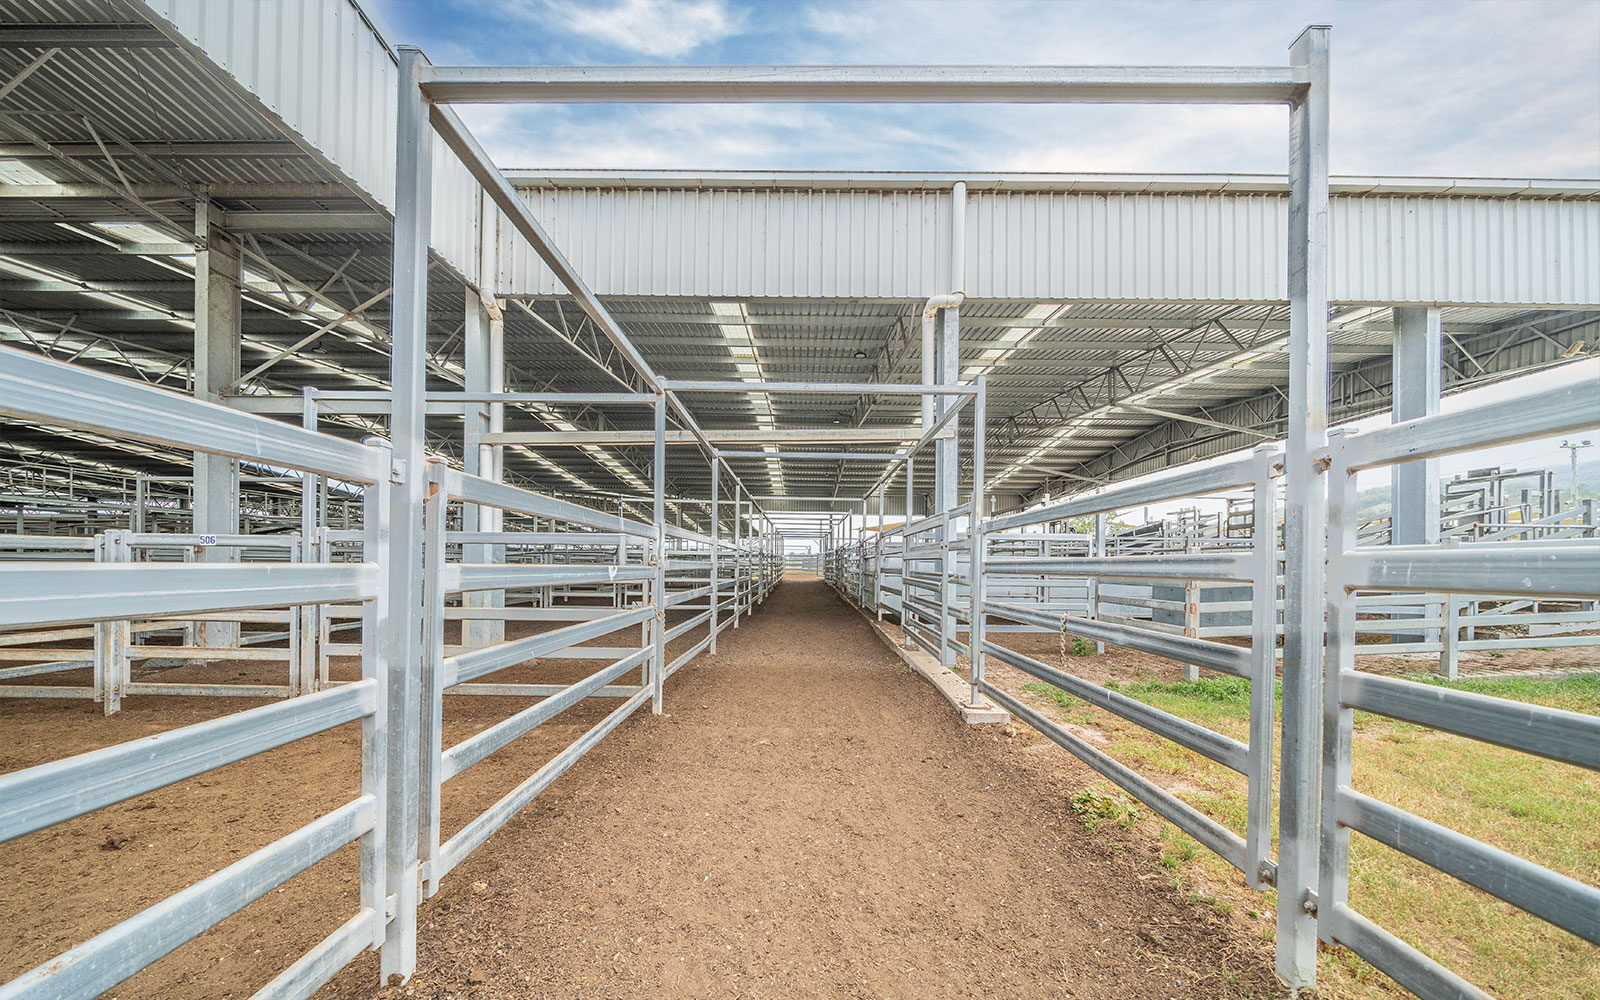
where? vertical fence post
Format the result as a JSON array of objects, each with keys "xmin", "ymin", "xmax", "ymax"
[
  {"xmin": 360, "ymin": 447, "xmax": 394, "ymax": 958},
  {"xmin": 1318, "ymin": 428, "xmax": 1358, "ymax": 961},
  {"xmin": 299, "ymin": 388, "xmax": 321, "ymax": 690},
  {"xmin": 733, "ymin": 485, "xmax": 742, "ymax": 627},
  {"xmin": 652, "ymin": 393, "xmax": 666, "ymax": 714},
  {"xmin": 1277, "ymin": 24, "xmax": 1330, "ymax": 991},
  {"xmin": 1184, "ymin": 535, "xmax": 1201, "ymax": 682},
  {"xmin": 710, "ymin": 458, "xmax": 720, "ymax": 653},
  {"xmin": 417, "ymin": 460, "xmax": 446, "ymax": 898},
  {"xmin": 381, "ymin": 44, "xmax": 432, "ymax": 984},
  {"xmin": 1090, "ymin": 512, "xmax": 1106, "ymax": 653},
  {"xmin": 968, "ymin": 375, "xmax": 987, "ymax": 707},
  {"xmin": 1246, "ymin": 445, "xmax": 1281, "ymax": 890},
  {"xmin": 1440, "ymin": 538, "xmax": 1460, "ymax": 680},
  {"xmin": 904, "ymin": 458, "xmax": 915, "ymax": 648},
  {"xmin": 876, "ymin": 483, "xmax": 886, "ymax": 619}
]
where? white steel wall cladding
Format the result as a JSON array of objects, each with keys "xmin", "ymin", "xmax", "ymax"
[
  {"xmin": 139, "ymin": 0, "xmax": 483, "ymax": 287},
  {"xmin": 1331, "ymin": 196, "xmax": 1600, "ymax": 306},
  {"xmin": 967, "ymin": 192, "xmax": 1287, "ymax": 301},
  {"xmin": 498, "ymin": 187, "xmax": 1599, "ymax": 307},
  {"xmin": 499, "ymin": 188, "xmax": 953, "ymax": 298}
]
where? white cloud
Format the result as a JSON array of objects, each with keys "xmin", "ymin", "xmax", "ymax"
[
  {"xmin": 539, "ymin": 0, "xmax": 742, "ymax": 58},
  {"xmin": 425, "ymin": 0, "xmax": 1597, "ymax": 177}
]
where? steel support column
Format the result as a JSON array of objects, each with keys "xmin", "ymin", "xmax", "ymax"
[
  {"xmin": 652, "ymin": 394, "xmax": 666, "ymax": 713},
  {"xmin": 193, "ymin": 195, "xmax": 241, "ymax": 648},
  {"xmin": 462, "ymin": 290, "xmax": 505, "ymax": 646},
  {"xmin": 710, "ymin": 459, "xmax": 720, "ymax": 653},
  {"xmin": 934, "ymin": 307, "xmax": 960, "ymax": 669},
  {"xmin": 381, "ymin": 45, "xmax": 432, "ymax": 984},
  {"xmin": 1279, "ymin": 24, "xmax": 1330, "ymax": 991},
  {"xmin": 1390, "ymin": 306, "xmax": 1442, "ymax": 545}
]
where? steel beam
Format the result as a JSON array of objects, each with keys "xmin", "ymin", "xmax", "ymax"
[{"xmin": 418, "ymin": 64, "xmax": 1307, "ymax": 104}]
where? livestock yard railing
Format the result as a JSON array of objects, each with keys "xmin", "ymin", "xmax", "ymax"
[
  {"xmin": 0, "ymin": 350, "xmax": 781, "ymax": 999},
  {"xmin": 828, "ymin": 376, "xmax": 1600, "ymax": 1000},
  {"xmin": 417, "ymin": 459, "xmax": 661, "ymax": 894},
  {"xmin": 1317, "ymin": 382, "xmax": 1600, "ymax": 997},
  {"xmin": 974, "ymin": 447, "xmax": 1284, "ymax": 889},
  {"xmin": 0, "ymin": 348, "xmax": 394, "ymax": 1000}
]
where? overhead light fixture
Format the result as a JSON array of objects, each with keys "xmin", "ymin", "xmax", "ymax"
[
  {"xmin": 832, "ymin": 416, "xmax": 841, "ymax": 424},
  {"xmin": 853, "ymin": 350, "xmax": 867, "ymax": 359}
]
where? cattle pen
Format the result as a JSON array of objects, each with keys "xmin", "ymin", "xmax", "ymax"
[{"xmin": 1, "ymin": 6, "xmax": 1598, "ymax": 1000}]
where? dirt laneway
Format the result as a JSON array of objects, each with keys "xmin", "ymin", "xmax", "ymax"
[{"xmin": 325, "ymin": 579, "xmax": 1282, "ymax": 1000}]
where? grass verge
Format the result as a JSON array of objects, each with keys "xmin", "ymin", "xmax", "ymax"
[{"xmin": 1020, "ymin": 673, "xmax": 1600, "ymax": 1000}]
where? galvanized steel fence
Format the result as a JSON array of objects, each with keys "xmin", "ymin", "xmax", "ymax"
[
  {"xmin": 828, "ymin": 378, "xmax": 1600, "ymax": 1000},
  {"xmin": 0, "ymin": 348, "xmax": 774, "ymax": 1000}
]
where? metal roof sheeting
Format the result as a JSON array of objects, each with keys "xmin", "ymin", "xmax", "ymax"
[{"xmin": 138, "ymin": 0, "xmax": 485, "ymax": 286}]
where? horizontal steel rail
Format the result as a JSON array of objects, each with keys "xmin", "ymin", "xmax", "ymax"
[
  {"xmin": 418, "ymin": 64, "xmax": 1309, "ymax": 105},
  {"xmin": 0, "ymin": 679, "xmax": 376, "ymax": 842},
  {"xmin": 983, "ymin": 682, "xmax": 1247, "ymax": 870},
  {"xmin": 442, "ymin": 606, "xmax": 653, "ymax": 686},
  {"xmin": 1339, "ymin": 381, "xmax": 1599, "ymax": 473},
  {"xmin": 0, "ymin": 346, "xmax": 387, "ymax": 485},
  {"xmin": 668, "ymin": 379, "xmax": 979, "ymax": 395},
  {"xmin": 1337, "ymin": 789, "xmax": 1600, "ymax": 946},
  {"xmin": 0, "ymin": 795, "xmax": 377, "ymax": 1000},
  {"xmin": 443, "ymin": 468, "xmax": 656, "ymax": 536},
  {"xmin": 436, "ymin": 688, "xmax": 652, "ymax": 881},
  {"xmin": 985, "ymin": 600, "xmax": 1250, "ymax": 677},
  {"xmin": 1340, "ymin": 672, "xmax": 1600, "ymax": 769},
  {"xmin": 985, "ymin": 454, "xmax": 1263, "ymax": 534},
  {"xmin": 981, "ymin": 641, "xmax": 1248, "ymax": 772},
  {"xmin": 984, "ymin": 552, "xmax": 1254, "ymax": 582},
  {"xmin": 1342, "ymin": 545, "xmax": 1599, "ymax": 598},
  {"xmin": 0, "ymin": 562, "xmax": 378, "ymax": 629},
  {"xmin": 441, "ymin": 647, "xmax": 654, "ymax": 781},
  {"xmin": 442, "ymin": 563, "xmax": 655, "ymax": 593}
]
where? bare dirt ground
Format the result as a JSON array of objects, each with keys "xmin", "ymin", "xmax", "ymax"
[
  {"xmin": 323, "ymin": 580, "xmax": 1283, "ymax": 1000},
  {"xmin": 3, "ymin": 582, "xmax": 1287, "ymax": 1000}
]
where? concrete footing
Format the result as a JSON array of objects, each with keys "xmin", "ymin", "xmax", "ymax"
[{"xmin": 851, "ymin": 605, "xmax": 1009, "ymax": 725}]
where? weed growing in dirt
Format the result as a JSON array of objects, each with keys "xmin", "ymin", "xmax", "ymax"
[
  {"xmin": 1021, "ymin": 681, "xmax": 1098, "ymax": 725},
  {"xmin": 1069, "ymin": 787, "xmax": 1143, "ymax": 832}
]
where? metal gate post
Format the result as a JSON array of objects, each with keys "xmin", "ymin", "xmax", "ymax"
[
  {"xmin": 1246, "ymin": 444, "xmax": 1281, "ymax": 890},
  {"xmin": 710, "ymin": 459, "xmax": 720, "ymax": 653},
  {"xmin": 968, "ymin": 375, "xmax": 987, "ymax": 708},
  {"xmin": 876, "ymin": 482, "xmax": 886, "ymax": 618},
  {"xmin": 1090, "ymin": 513, "xmax": 1106, "ymax": 653},
  {"xmin": 652, "ymin": 393, "xmax": 667, "ymax": 713},
  {"xmin": 381, "ymin": 44, "xmax": 432, "ymax": 984},
  {"xmin": 1276, "ymin": 24, "xmax": 1331, "ymax": 991},
  {"xmin": 732, "ymin": 483, "xmax": 742, "ymax": 627},
  {"xmin": 904, "ymin": 458, "xmax": 915, "ymax": 648}
]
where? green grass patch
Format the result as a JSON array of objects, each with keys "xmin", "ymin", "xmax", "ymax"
[{"xmin": 1019, "ymin": 669, "xmax": 1600, "ymax": 1000}]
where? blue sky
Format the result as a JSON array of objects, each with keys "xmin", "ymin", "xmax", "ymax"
[{"xmin": 364, "ymin": 0, "xmax": 1600, "ymax": 177}]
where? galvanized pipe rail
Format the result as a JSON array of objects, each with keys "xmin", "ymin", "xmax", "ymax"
[
  {"xmin": 1317, "ymin": 380, "xmax": 1600, "ymax": 997},
  {"xmin": 974, "ymin": 445, "xmax": 1283, "ymax": 888},
  {"xmin": 0, "ymin": 347, "xmax": 394, "ymax": 1000}
]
